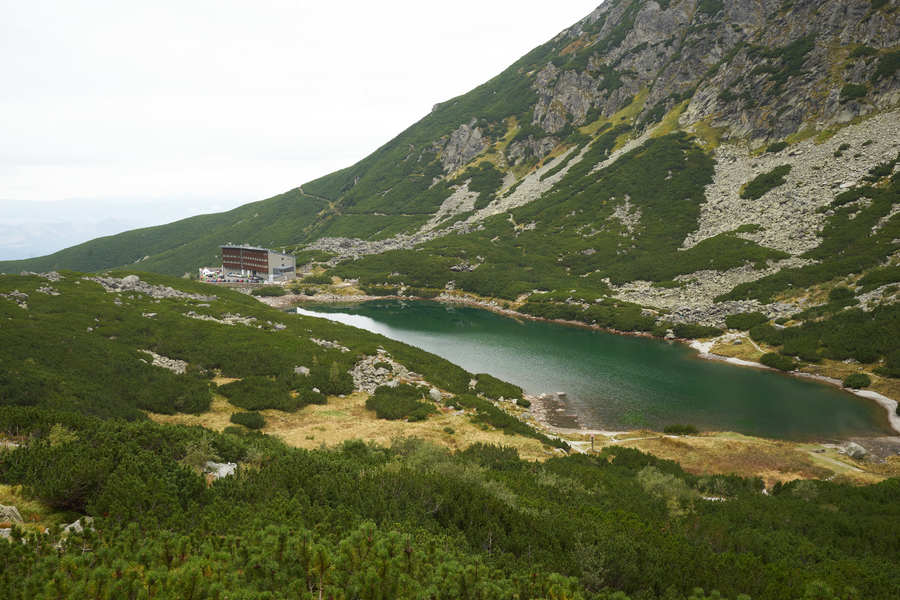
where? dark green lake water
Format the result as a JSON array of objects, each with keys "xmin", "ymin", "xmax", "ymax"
[{"xmin": 297, "ymin": 300, "xmax": 892, "ymax": 440}]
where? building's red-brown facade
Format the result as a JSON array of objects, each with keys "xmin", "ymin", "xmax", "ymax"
[
  {"xmin": 220, "ymin": 245, "xmax": 296, "ymax": 281},
  {"xmin": 222, "ymin": 246, "xmax": 268, "ymax": 275}
]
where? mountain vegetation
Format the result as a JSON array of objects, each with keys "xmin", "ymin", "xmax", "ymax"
[
  {"xmin": 1, "ymin": 2, "xmax": 900, "ymax": 595},
  {"xmin": 1, "ymin": 270, "xmax": 895, "ymax": 598},
  {"xmin": 1, "ymin": 2, "xmax": 895, "ymax": 388},
  {"xmin": 3, "ymin": 407, "xmax": 900, "ymax": 600}
]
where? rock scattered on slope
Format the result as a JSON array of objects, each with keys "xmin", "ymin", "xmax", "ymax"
[
  {"xmin": 87, "ymin": 275, "xmax": 216, "ymax": 302},
  {"xmin": 185, "ymin": 311, "xmax": 257, "ymax": 327},
  {"xmin": 842, "ymin": 442, "xmax": 868, "ymax": 460},
  {"xmin": 0, "ymin": 290, "xmax": 28, "ymax": 309},
  {"xmin": 351, "ymin": 350, "xmax": 422, "ymax": 393},
  {"xmin": 63, "ymin": 517, "xmax": 94, "ymax": 534},
  {"xmin": 204, "ymin": 462, "xmax": 237, "ymax": 480},
  {"xmin": 139, "ymin": 350, "xmax": 188, "ymax": 375},
  {"xmin": 310, "ymin": 338, "xmax": 350, "ymax": 352}
]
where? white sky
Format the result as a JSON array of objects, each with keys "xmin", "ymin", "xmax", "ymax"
[{"xmin": 0, "ymin": 1, "xmax": 599, "ymax": 259}]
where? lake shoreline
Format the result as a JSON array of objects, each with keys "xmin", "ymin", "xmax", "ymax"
[{"xmin": 261, "ymin": 291, "xmax": 900, "ymax": 438}]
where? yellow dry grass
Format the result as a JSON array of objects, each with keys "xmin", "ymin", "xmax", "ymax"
[
  {"xmin": 147, "ymin": 359, "xmax": 898, "ymax": 485},
  {"xmin": 710, "ymin": 338, "xmax": 765, "ymax": 362},
  {"xmin": 148, "ymin": 392, "xmax": 555, "ymax": 461},
  {"xmin": 651, "ymin": 100, "xmax": 689, "ymax": 138},
  {"xmin": 559, "ymin": 38, "xmax": 589, "ymax": 57},
  {"xmin": 690, "ymin": 120, "xmax": 726, "ymax": 149},
  {"xmin": 614, "ymin": 88, "xmax": 649, "ymax": 125},
  {"xmin": 608, "ymin": 433, "xmax": 882, "ymax": 487},
  {"xmin": 799, "ymin": 360, "xmax": 900, "ymax": 406},
  {"xmin": 577, "ymin": 88, "xmax": 649, "ymax": 138},
  {"xmin": 148, "ymin": 394, "xmax": 237, "ymax": 432},
  {"xmin": 579, "ymin": 117, "xmax": 612, "ymax": 137},
  {"xmin": 866, "ymin": 456, "xmax": 900, "ymax": 478},
  {"xmin": 495, "ymin": 117, "xmax": 520, "ymax": 154},
  {"xmin": 262, "ymin": 393, "xmax": 553, "ymax": 461}
]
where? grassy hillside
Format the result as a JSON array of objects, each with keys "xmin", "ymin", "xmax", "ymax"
[
  {"xmin": 0, "ymin": 269, "xmax": 565, "ymax": 446},
  {"xmin": 0, "ymin": 189, "xmax": 327, "ymax": 276}
]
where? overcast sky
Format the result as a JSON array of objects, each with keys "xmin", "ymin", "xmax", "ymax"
[{"xmin": 0, "ymin": 1, "xmax": 598, "ymax": 260}]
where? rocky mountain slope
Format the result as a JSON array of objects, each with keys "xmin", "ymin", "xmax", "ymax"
[{"xmin": 2, "ymin": 0, "xmax": 898, "ymax": 369}]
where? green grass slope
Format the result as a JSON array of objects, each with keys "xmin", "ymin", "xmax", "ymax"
[
  {"xmin": 0, "ymin": 189, "xmax": 327, "ymax": 276},
  {"xmin": 0, "ymin": 270, "xmax": 477, "ymax": 418},
  {"xmin": 0, "ymin": 30, "xmax": 567, "ymax": 276}
]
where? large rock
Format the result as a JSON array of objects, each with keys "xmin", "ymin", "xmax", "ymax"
[
  {"xmin": 843, "ymin": 442, "xmax": 868, "ymax": 460},
  {"xmin": 441, "ymin": 120, "xmax": 487, "ymax": 172},
  {"xmin": 0, "ymin": 505, "xmax": 23, "ymax": 524},
  {"xmin": 204, "ymin": 461, "xmax": 237, "ymax": 480},
  {"xmin": 63, "ymin": 517, "xmax": 94, "ymax": 534}
]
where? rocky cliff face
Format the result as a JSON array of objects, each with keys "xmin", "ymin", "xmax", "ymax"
[
  {"xmin": 525, "ymin": 0, "xmax": 898, "ymax": 143},
  {"xmin": 440, "ymin": 119, "xmax": 488, "ymax": 172}
]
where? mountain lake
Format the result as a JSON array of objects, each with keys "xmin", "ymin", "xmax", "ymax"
[{"xmin": 296, "ymin": 300, "xmax": 894, "ymax": 440}]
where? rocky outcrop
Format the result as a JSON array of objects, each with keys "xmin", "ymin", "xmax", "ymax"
[
  {"xmin": 609, "ymin": 197, "xmax": 642, "ymax": 236},
  {"xmin": 441, "ymin": 120, "xmax": 487, "ymax": 172},
  {"xmin": 678, "ymin": 0, "xmax": 899, "ymax": 140},
  {"xmin": 683, "ymin": 111, "xmax": 900, "ymax": 256},
  {"xmin": 422, "ymin": 183, "xmax": 479, "ymax": 232},
  {"xmin": 842, "ymin": 442, "xmax": 868, "ymax": 460},
  {"xmin": 185, "ymin": 311, "xmax": 257, "ymax": 327},
  {"xmin": 0, "ymin": 290, "xmax": 28, "ymax": 309},
  {"xmin": 63, "ymin": 517, "xmax": 94, "ymax": 534},
  {"xmin": 526, "ymin": 0, "xmax": 897, "ymax": 140},
  {"xmin": 533, "ymin": 66, "xmax": 599, "ymax": 133},
  {"xmin": 204, "ymin": 461, "xmax": 237, "ymax": 480},
  {"xmin": 0, "ymin": 505, "xmax": 23, "ymax": 524},
  {"xmin": 87, "ymin": 275, "xmax": 216, "ymax": 302},
  {"xmin": 350, "ymin": 350, "xmax": 423, "ymax": 393},
  {"xmin": 506, "ymin": 135, "xmax": 558, "ymax": 165},
  {"xmin": 139, "ymin": 350, "xmax": 188, "ymax": 375},
  {"xmin": 310, "ymin": 338, "xmax": 350, "ymax": 353}
]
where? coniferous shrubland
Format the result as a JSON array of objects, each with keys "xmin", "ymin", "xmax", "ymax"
[
  {"xmin": 725, "ymin": 312, "xmax": 769, "ymax": 330},
  {"xmin": 301, "ymin": 273, "xmax": 333, "ymax": 284},
  {"xmin": 365, "ymin": 384, "xmax": 436, "ymax": 421},
  {"xmin": 1, "ymin": 408, "xmax": 899, "ymax": 599},
  {"xmin": 761, "ymin": 352, "xmax": 796, "ymax": 371},
  {"xmin": 739, "ymin": 165, "xmax": 791, "ymax": 200},
  {"xmin": 842, "ymin": 373, "xmax": 871, "ymax": 389},
  {"xmin": 230, "ymin": 411, "xmax": 266, "ymax": 429},
  {"xmin": 673, "ymin": 323, "xmax": 723, "ymax": 339},
  {"xmin": 474, "ymin": 373, "xmax": 523, "ymax": 400}
]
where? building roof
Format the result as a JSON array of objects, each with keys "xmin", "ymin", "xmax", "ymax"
[{"xmin": 220, "ymin": 244, "xmax": 293, "ymax": 258}]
